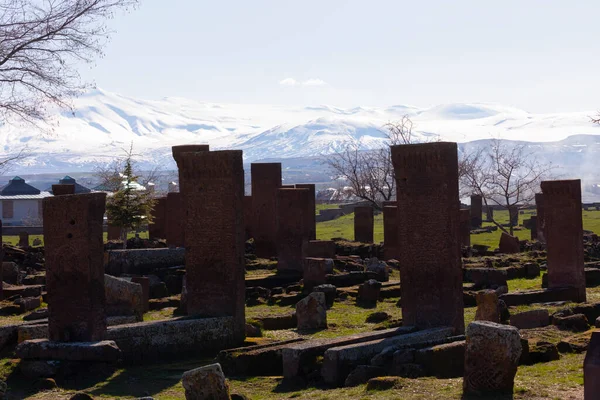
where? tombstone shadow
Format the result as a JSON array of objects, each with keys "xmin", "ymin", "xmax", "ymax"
[{"xmin": 462, "ymin": 393, "xmax": 514, "ymax": 400}]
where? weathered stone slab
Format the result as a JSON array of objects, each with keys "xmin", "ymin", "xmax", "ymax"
[
  {"xmin": 166, "ymin": 192, "xmax": 184, "ymax": 247},
  {"xmin": 463, "ymin": 321, "xmax": 522, "ymax": 396},
  {"xmin": 475, "ymin": 290, "xmax": 500, "ymax": 323},
  {"xmin": 354, "ymin": 206, "xmax": 374, "ymax": 243},
  {"xmin": 500, "ymin": 287, "xmax": 581, "ymax": 306},
  {"xmin": 499, "ymin": 232, "xmax": 520, "ymax": 254},
  {"xmin": 182, "ymin": 363, "xmax": 230, "ymax": 400},
  {"xmin": 104, "ymin": 274, "xmax": 143, "ymax": 320},
  {"xmin": 510, "ymin": 309, "xmax": 550, "ymax": 330},
  {"xmin": 391, "ymin": 142, "xmax": 464, "ymax": 334},
  {"xmin": 321, "ymin": 327, "xmax": 454, "ymax": 386},
  {"xmin": 584, "ymin": 331, "xmax": 600, "ymax": 399},
  {"xmin": 18, "ymin": 232, "xmax": 29, "ymax": 248},
  {"xmin": 106, "ymin": 316, "xmax": 236, "ymax": 363},
  {"xmin": 105, "ymin": 248, "xmax": 185, "ymax": 275},
  {"xmin": 282, "ymin": 326, "xmax": 416, "ymax": 380},
  {"xmin": 542, "ymin": 179, "xmax": 586, "ymax": 302},
  {"xmin": 148, "ymin": 197, "xmax": 167, "ymax": 240},
  {"xmin": 302, "ymin": 240, "xmax": 336, "ymax": 259},
  {"xmin": 131, "ymin": 276, "xmax": 150, "ymax": 313},
  {"xmin": 295, "ymin": 184, "xmax": 316, "ymax": 240},
  {"xmin": 277, "ymin": 188, "xmax": 311, "ymax": 272},
  {"xmin": 217, "ymin": 338, "xmax": 305, "ymax": 376},
  {"xmin": 43, "ymin": 192, "xmax": 107, "ymax": 342},
  {"xmin": 296, "ymin": 292, "xmax": 327, "ymax": 331},
  {"xmin": 415, "ymin": 340, "xmax": 465, "ymax": 378},
  {"xmin": 303, "ymin": 258, "xmax": 328, "ymax": 291},
  {"xmin": 251, "ymin": 163, "xmax": 282, "ymax": 258},
  {"xmin": 180, "ymin": 150, "xmax": 246, "ymax": 342},
  {"xmin": 459, "ymin": 209, "xmax": 471, "ymax": 247},
  {"xmin": 244, "ymin": 195, "xmax": 253, "ymax": 240},
  {"xmin": 470, "ymin": 195, "xmax": 482, "ymax": 228},
  {"xmin": 383, "ymin": 205, "xmax": 399, "ymax": 260},
  {"xmin": 16, "ymin": 339, "xmax": 120, "ymax": 362},
  {"xmin": 3, "ymin": 284, "xmax": 42, "ymax": 298}
]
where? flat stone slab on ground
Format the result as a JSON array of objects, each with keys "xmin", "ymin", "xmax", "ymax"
[
  {"xmin": 500, "ymin": 288, "xmax": 581, "ymax": 307},
  {"xmin": 16, "ymin": 339, "xmax": 121, "ymax": 362},
  {"xmin": 321, "ymin": 326, "xmax": 454, "ymax": 386},
  {"xmin": 104, "ymin": 248, "xmax": 185, "ymax": 276},
  {"xmin": 510, "ymin": 309, "xmax": 550, "ymax": 330},
  {"xmin": 282, "ymin": 326, "xmax": 416, "ymax": 380}
]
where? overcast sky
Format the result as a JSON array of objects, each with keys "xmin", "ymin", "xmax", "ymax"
[{"xmin": 82, "ymin": 0, "xmax": 600, "ymax": 113}]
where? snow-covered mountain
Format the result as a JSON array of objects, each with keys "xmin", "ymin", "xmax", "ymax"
[{"xmin": 1, "ymin": 89, "xmax": 599, "ymax": 174}]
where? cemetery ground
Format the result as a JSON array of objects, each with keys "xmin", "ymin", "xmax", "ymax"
[{"xmin": 0, "ymin": 208, "xmax": 597, "ymax": 399}]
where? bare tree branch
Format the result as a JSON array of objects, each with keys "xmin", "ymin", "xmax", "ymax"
[{"xmin": 0, "ymin": 0, "xmax": 138, "ymax": 125}]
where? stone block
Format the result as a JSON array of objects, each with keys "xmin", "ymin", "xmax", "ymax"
[
  {"xmin": 104, "ymin": 274, "xmax": 143, "ymax": 320},
  {"xmin": 182, "ymin": 363, "xmax": 230, "ymax": 400},
  {"xmin": 16, "ymin": 339, "xmax": 121, "ymax": 362},
  {"xmin": 499, "ymin": 232, "xmax": 520, "ymax": 254},
  {"xmin": 415, "ymin": 340, "xmax": 465, "ymax": 378},
  {"xmin": 354, "ymin": 206, "xmax": 374, "ymax": 243},
  {"xmin": 475, "ymin": 290, "xmax": 500, "ymax": 323},
  {"xmin": 303, "ymin": 258, "xmax": 328, "ymax": 292},
  {"xmin": 302, "ymin": 240, "xmax": 336, "ymax": 259},
  {"xmin": 251, "ymin": 163, "xmax": 281, "ymax": 258},
  {"xmin": 584, "ymin": 331, "xmax": 600, "ymax": 398},
  {"xmin": 510, "ymin": 309, "xmax": 550, "ymax": 329},
  {"xmin": 296, "ymin": 292, "xmax": 327, "ymax": 331},
  {"xmin": 104, "ymin": 248, "xmax": 185, "ymax": 276},
  {"xmin": 463, "ymin": 321, "xmax": 522, "ymax": 396}
]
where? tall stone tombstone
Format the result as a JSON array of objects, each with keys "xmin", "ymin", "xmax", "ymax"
[
  {"xmin": 178, "ymin": 150, "xmax": 245, "ymax": 341},
  {"xmin": 166, "ymin": 192, "xmax": 183, "ymax": 247},
  {"xmin": 535, "ymin": 193, "xmax": 546, "ymax": 243},
  {"xmin": 52, "ymin": 184, "xmax": 75, "ymax": 196},
  {"xmin": 541, "ymin": 179, "xmax": 586, "ymax": 302},
  {"xmin": 530, "ymin": 215, "xmax": 538, "ymax": 241},
  {"xmin": 148, "ymin": 197, "xmax": 167, "ymax": 240},
  {"xmin": 251, "ymin": 163, "xmax": 282, "ymax": 258},
  {"xmin": 383, "ymin": 205, "xmax": 399, "ymax": 260},
  {"xmin": 470, "ymin": 195, "xmax": 482, "ymax": 228},
  {"xmin": 277, "ymin": 188, "xmax": 311, "ymax": 272},
  {"xmin": 486, "ymin": 206, "xmax": 494, "ymax": 222},
  {"xmin": 459, "ymin": 209, "xmax": 471, "ymax": 247},
  {"xmin": 295, "ymin": 184, "xmax": 316, "ymax": 240},
  {"xmin": 18, "ymin": 232, "xmax": 29, "ymax": 248},
  {"xmin": 243, "ymin": 196, "xmax": 253, "ymax": 241},
  {"xmin": 391, "ymin": 142, "xmax": 464, "ymax": 334},
  {"xmin": 354, "ymin": 206, "xmax": 374, "ymax": 243},
  {"xmin": 170, "ymin": 145, "xmax": 210, "ymax": 247},
  {"xmin": 584, "ymin": 331, "xmax": 600, "ymax": 399},
  {"xmin": 107, "ymin": 223, "xmax": 121, "ymax": 241},
  {"xmin": 43, "ymin": 193, "xmax": 107, "ymax": 342}
]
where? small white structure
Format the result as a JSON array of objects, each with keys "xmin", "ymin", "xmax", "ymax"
[{"xmin": 0, "ymin": 177, "xmax": 52, "ymax": 226}]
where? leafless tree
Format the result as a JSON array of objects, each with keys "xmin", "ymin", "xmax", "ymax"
[
  {"xmin": 461, "ymin": 139, "xmax": 554, "ymax": 235},
  {"xmin": 0, "ymin": 0, "xmax": 138, "ymax": 125},
  {"xmin": 592, "ymin": 112, "xmax": 600, "ymax": 125},
  {"xmin": 384, "ymin": 116, "xmax": 414, "ymax": 146},
  {"xmin": 0, "ymin": 147, "xmax": 29, "ymax": 176}
]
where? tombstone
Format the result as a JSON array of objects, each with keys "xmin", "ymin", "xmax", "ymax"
[
  {"xmin": 43, "ymin": 192, "xmax": 107, "ymax": 341},
  {"xmin": 463, "ymin": 321, "xmax": 522, "ymax": 397},
  {"xmin": 302, "ymin": 240, "xmax": 336, "ymax": 259},
  {"xmin": 391, "ymin": 142, "xmax": 464, "ymax": 334},
  {"xmin": 107, "ymin": 223, "xmax": 121, "ymax": 241},
  {"xmin": 530, "ymin": 215, "xmax": 538, "ymax": 241},
  {"xmin": 383, "ymin": 205, "xmax": 399, "ymax": 260},
  {"xmin": 498, "ymin": 232, "xmax": 520, "ymax": 254},
  {"xmin": 243, "ymin": 195, "xmax": 253, "ymax": 241},
  {"xmin": 166, "ymin": 192, "xmax": 183, "ymax": 247},
  {"xmin": 509, "ymin": 207, "xmax": 519, "ymax": 226},
  {"xmin": 182, "ymin": 363, "xmax": 230, "ymax": 400},
  {"xmin": 52, "ymin": 184, "xmax": 75, "ymax": 196},
  {"xmin": 470, "ymin": 195, "xmax": 482, "ymax": 228},
  {"xmin": 485, "ymin": 206, "xmax": 494, "ymax": 222},
  {"xmin": 0, "ymin": 220, "xmax": 3, "ymax": 300},
  {"xmin": 148, "ymin": 197, "xmax": 167, "ymax": 240},
  {"xmin": 171, "ymin": 145, "xmax": 210, "ymax": 194},
  {"xmin": 296, "ymin": 292, "xmax": 327, "ymax": 331},
  {"xmin": 251, "ymin": 163, "xmax": 282, "ymax": 258},
  {"xmin": 584, "ymin": 331, "xmax": 600, "ymax": 399},
  {"xmin": 18, "ymin": 232, "xmax": 29, "ymax": 248},
  {"xmin": 535, "ymin": 193, "xmax": 546, "ymax": 243},
  {"xmin": 541, "ymin": 179, "xmax": 586, "ymax": 303},
  {"xmin": 131, "ymin": 276, "xmax": 150, "ymax": 313},
  {"xmin": 475, "ymin": 290, "xmax": 499, "ymax": 323},
  {"xmin": 295, "ymin": 184, "xmax": 316, "ymax": 240},
  {"xmin": 354, "ymin": 206, "xmax": 374, "ymax": 243},
  {"xmin": 303, "ymin": 258, "xmax": 328, "ymax": 291},
  {"xmin": 276, "ymin": 188, "xmax": 311, "ymax": 272},
  {"xmin": 459, "ymin": 209, "xmax": 471, "ymax": 247},
  {"xmin": 178, "ymin": 150, "xmax": 246, "ymax": 341}
]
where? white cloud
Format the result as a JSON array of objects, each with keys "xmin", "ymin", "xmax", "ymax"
[
  {"xmin": 279, "ymin": 78, "xmax": 298, "ymax": 86},
  {"xmin": 302, "ymin": 78, "xmax": 327, "ymax": 86}
]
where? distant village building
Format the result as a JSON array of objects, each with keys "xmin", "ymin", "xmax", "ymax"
[
  {"xmin": 46, "ymin": 175, "xmax": 92, "ymax": 194},
  {"xmin": 0, "ymin": 177, "xmax": 52, "ymax": 225}
]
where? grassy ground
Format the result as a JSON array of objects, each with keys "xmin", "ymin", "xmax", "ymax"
[{"xmin": 4, "ymin": 277, "xmax": 593, "ymax": 399}]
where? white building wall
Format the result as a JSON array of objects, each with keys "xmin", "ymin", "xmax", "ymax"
[{"xmin": 0, "ymin": 200, "xmax": 41, "ymax": 225}]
